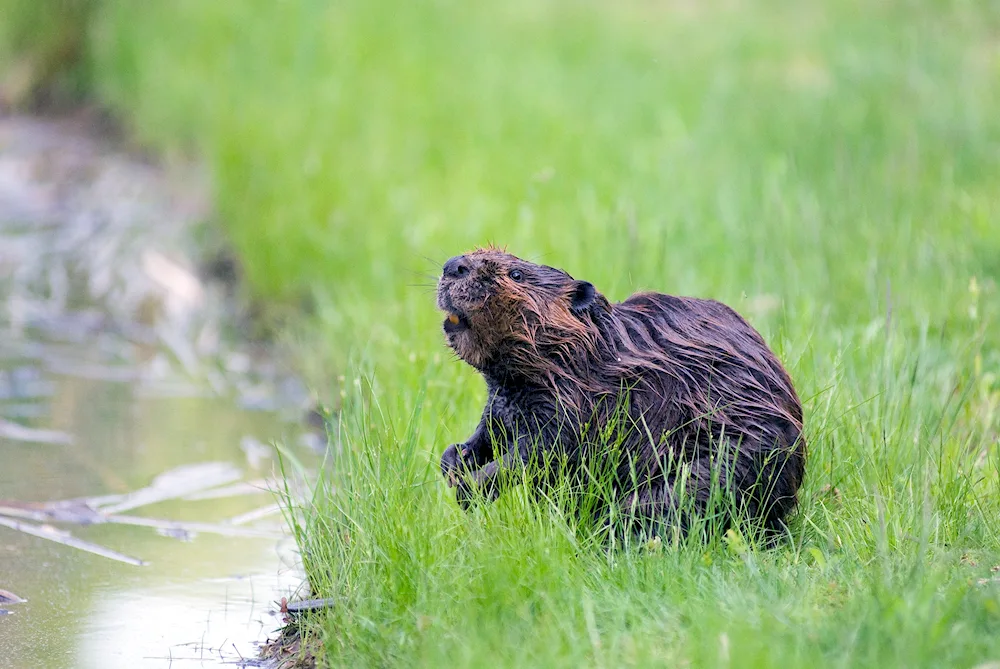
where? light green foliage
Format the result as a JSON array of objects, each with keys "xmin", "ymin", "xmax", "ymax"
[
  {"xmin": 16, "ymin": 0, "xmax": 1000, "ymax": 666},
  {"xmin": 84, "ymin": 0, "xmax": 1000, "ymax": 356}
]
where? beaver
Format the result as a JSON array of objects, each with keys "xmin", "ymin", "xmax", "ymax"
[{"xmin": 437, "ymin": 247, "xmax": 805, "ymax": 539}]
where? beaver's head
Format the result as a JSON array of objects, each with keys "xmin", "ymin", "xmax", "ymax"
[{"xmin": 436, "ymin": 248, "xmax": 603, "ymax": 375}]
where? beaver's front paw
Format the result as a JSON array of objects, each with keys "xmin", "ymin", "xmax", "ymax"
[
  {"xmin": 454, "ymin": 475, "xmax": 474, "ymax": 510},
  {"xmin": 440, "ymin": 443, "xmax": 473, "ymax": 486},
  {"xmin": 454, "ymin": 462, "xmax": 501, "ymax": 510}
]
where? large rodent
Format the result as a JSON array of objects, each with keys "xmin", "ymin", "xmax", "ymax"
[{"xmin": 437, "ymin": 247, "xmax": 805, "ymax": 538}]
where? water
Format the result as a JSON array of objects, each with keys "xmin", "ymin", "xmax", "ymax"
[{"xmin": 0, "ymin": 114, "xmax": 318, "ymax": 668}]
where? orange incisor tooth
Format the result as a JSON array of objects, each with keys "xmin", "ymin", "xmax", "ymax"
[{"xmin": 448, "ymin": 314, "xmax": 460, "ymax": 324}]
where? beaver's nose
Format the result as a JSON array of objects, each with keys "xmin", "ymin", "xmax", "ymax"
[{"xmin": 443, "ymin": 255, "xmax": 471, "ymax": 279}]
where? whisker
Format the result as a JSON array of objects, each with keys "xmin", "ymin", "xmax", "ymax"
[
  {"xmin": 403, "ymin": 267, "xmax": 440, "ymax": 282},
  {"xmin": 419, "ymin": 254, "xmax": 443, "ymax": 270}
]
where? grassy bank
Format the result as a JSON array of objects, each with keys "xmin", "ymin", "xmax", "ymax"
[{"xmin": 5, "ymin": 0, "xmax": 1000, "ymax": 666}]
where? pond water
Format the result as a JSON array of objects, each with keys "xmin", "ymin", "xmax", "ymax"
[{"xmin": 0, "ymin": 115, "xmax": 318, "ymax": 668}]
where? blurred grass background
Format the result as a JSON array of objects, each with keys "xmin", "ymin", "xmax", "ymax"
[
  {"xmin": 4, "ymin": 1, "xmax": 997, "ymax": 320},
  {"xmin": 2, "ymin": 1, "xmax": 999, "ymax": 667}
]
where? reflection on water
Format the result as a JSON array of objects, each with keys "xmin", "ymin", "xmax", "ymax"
[
  {"xmin": 0, "ymin": 342, "xmax": 315, "ymax": 669},
  {"xmin": 0, "ymin": 115, "xmax": 318, "ymax": 668},
  {"xmin": 81, "ymin": 570, "xmax": 296, "ymax": 665}
]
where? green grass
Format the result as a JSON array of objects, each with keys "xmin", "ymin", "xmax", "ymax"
[{"xmin": 6, "ymin": 0, "xmax": 1000, "ymax": 666}]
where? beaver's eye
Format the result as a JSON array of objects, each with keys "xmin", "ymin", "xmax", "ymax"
[{"xmin": 509, "ymin": 269, "xmax": 523, "ymax": 282}]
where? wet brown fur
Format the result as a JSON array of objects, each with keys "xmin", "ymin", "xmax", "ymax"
[{"xmin": 437, "ymin": 248, "xmax": 806, "ymax": 537}]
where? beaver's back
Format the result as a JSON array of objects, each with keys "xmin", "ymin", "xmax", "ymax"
[
  {"xmin": 614, "ymin": 291, "xmax": 802, "ymax": 423},
  {"xmin": 603, "ymin": 291, "xmax": 806, "ymax": 530}
]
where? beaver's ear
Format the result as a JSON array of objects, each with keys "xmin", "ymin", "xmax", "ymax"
[{"xmin": 570, "ymin": 281, "xmax": 596, "ymax": 313}]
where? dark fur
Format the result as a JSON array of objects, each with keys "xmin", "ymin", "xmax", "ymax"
[{"xmin": 437, "ymin": 247, "xmax": 805, "ymax": 538}]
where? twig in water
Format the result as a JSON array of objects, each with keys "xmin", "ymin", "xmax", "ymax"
[
  {"xmin": 103, "ymin": 514, "xmax": 286, "ymax": 539},
  {"xmin": 0, "ymin": 418, "xmax": 74, "ymax": 445},
  {"xmin": 0, "ymin": 515, "xmax": 146, "ymax": 566}
]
